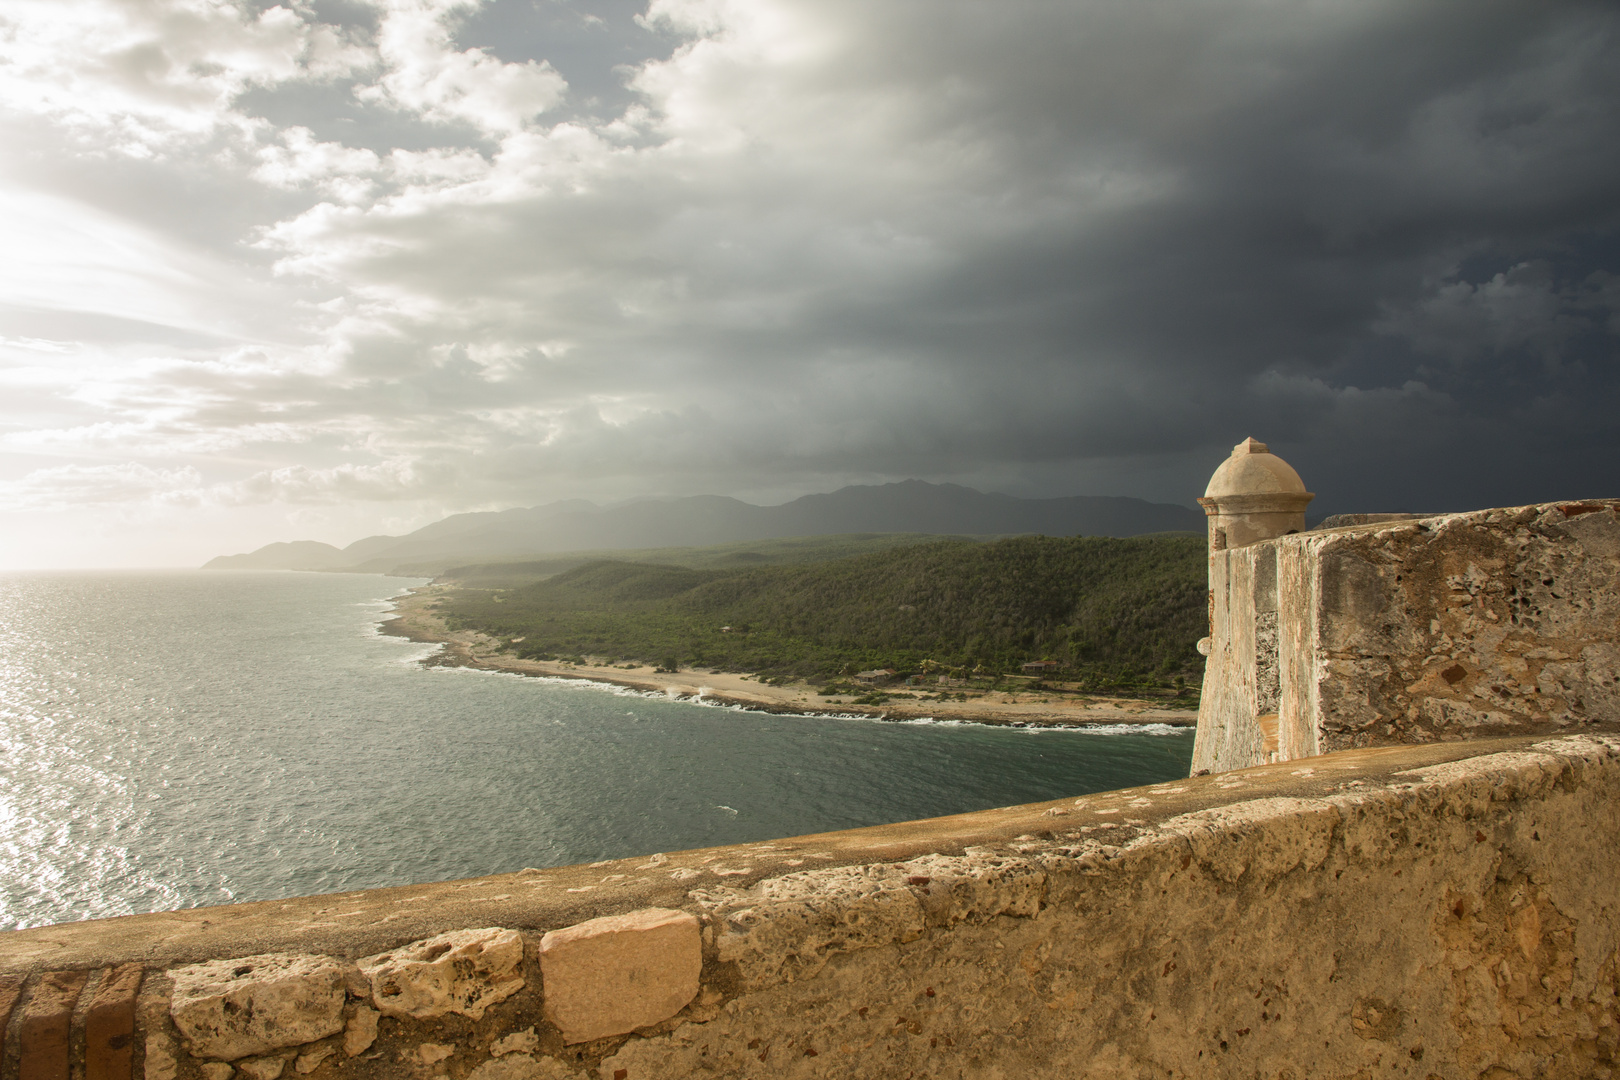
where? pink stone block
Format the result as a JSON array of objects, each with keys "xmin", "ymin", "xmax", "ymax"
[{"xmin": 538, "ymin": 908, "xmax": 701, "ymax": 1044}]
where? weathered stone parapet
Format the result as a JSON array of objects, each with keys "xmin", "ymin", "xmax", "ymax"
[
  {"xmin": 3, "ymin": 734, "xmax": 1619, "ymax": 1079},
  {"xmin": 1195, "ymin": 500, "xmax": 1620, "ymax": 773}
]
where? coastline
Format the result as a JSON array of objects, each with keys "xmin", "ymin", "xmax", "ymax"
[{"xmin": 380, "ymin": 584, "xmax": 1197, "ymax": 729}]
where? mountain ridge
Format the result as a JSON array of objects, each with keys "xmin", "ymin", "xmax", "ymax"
[{"xmin": 203, "ymin": 480, "xmax": 1203, "ymax": 573}]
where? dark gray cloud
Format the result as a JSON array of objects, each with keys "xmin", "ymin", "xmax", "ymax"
[{"xmin": 0, "ymin": 0, "xmax": 1616, "ymax": 565}]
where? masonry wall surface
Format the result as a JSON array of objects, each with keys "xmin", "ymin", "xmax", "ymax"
[
  {"xmin": 1194, "ymin": 500, "xmax": 1620, "ymax": 774},
  {"xmin": 3, "ymin": 734, "xmax": 1620, "ymax": 1080}
]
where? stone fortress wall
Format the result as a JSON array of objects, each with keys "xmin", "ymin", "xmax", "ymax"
[
  {"xmin": 1192, "ymin": 440, "xmax": 1620, "ymax": 774},
  {"xmin": 2, "ymin": 443, "xmax": 1618, "ymax": 1080}
]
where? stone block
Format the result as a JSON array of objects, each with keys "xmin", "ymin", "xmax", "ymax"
[
  {"xmin": 293, "ymin": 1045, "xmax": 334, "ymax": 1074},
  {"xmin": 169, "ymin": 954, "xmax": 347, "ymax": 1061},
  {"xmin": 342, "ymin": 1006, "xmax": 378, "ymax": 1056},
  {"xmin": 417, "ymin": 1043, "xmax": 454, "ymax": 1065},
  {"xmin": 466, "ymin": 1054, "xmax": 575, "ymax": 1080},
  {"xmin": 143, "ymin": 1033, "xmax": 178, "ymax": 1080},
  {"xmin": 0, "ymin": 975, "xmax": 22, "ymax": 1073},
  {"xmin": 238, "ymin": 1057, "xmax": 288, "ymax": 1080},
  {"xmin": 20, "ymin": 969, "xmax": 88, "ymax": 1080},
  {"xmin": 1556, "ymin": 505, "xmax": 1620, "ymax": 558},
  {"xmin": 82, "ymin": 965, "xmax": 142, "ymax": 1075},
  {"xmin": 538, "ymin": 907, "xmax": 701, "ymax": 1044},
  {"xmin": 491, "ymin": 1028, "xmax": 539, "ymax": 1056},
  {"xmin": 704, "ymin": 864, "xmax": 932, "ymax": 988},
  {"xmin": 86, "ymin": 964, "xmax": 143, "ymax": 1080},
  {"xmin": 359, "ymin": 928, "xmax": 524, "ymax": 1020}
]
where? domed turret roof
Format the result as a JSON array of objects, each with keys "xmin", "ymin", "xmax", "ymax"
[{"xmin": 1204, "ymin": 437, "xmax": 1308, "ymax": 499}]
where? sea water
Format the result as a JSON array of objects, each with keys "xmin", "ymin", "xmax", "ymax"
[{"xmin": 0, "ymin": 570, "xmax": 1193, "ymax": 930}]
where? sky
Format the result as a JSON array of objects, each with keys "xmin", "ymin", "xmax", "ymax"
[{"xmin": 1, "ymin": 0, "xmax": 1617, "ymax": 567}]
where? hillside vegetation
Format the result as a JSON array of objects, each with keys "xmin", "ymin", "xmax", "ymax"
[
  {"xmin": 437, "ymin": 533, "xmax": 1207, "ymax": 691},
  {"xmin": 435, "ymin": 533, "xmax": 970, "ymax": 585}
]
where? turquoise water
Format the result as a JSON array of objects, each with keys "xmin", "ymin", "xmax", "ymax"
[{"xmin": 0, "ymin": 570, "xmax": 1193, "ymax": 929}]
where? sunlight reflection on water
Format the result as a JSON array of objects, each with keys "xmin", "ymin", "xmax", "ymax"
[{"xmin": 0, "ymin": 569, "xmax": 1193, "ymax": 929}]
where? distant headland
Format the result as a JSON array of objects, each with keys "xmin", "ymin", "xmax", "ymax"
[{"xmin": 379, "ymin": 578, "xmax": 1197, "ymax": 729}]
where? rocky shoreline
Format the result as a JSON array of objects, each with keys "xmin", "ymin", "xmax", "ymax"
[{"xmin": 380, "ymin": 584, "xmax": 1196, "ymax": 730}]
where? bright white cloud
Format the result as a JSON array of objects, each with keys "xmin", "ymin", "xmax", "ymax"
[
  {"xmin": 362, "ymin": 0, "xmax": 567, "ymax": 136},
  {"xmin": 253, "ymin": 126, "xmax": 382, "ymax": 199},
  {"xmin": 0, "ymin": 0, "xmax": 368, "ymax": 154}
]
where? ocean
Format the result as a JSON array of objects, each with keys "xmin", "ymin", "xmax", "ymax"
[{"xmin": 0, "ymin": 570, "xmax": 1194, "ymax": 930}]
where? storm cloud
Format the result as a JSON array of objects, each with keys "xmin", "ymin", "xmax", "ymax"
[{"xmin": 1, "ymin": 0, "xmax": 1617, "ymax": 565}]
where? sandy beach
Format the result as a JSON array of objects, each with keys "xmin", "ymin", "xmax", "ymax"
[{"xmin": 381, "ymin": 584, "xmax": 1196, "ymax": 729}]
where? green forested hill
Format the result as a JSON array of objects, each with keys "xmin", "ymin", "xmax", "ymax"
[
  {"xmin": 435, "ymin": 532, "xmax": 967, "ymax": 585},
  {"xmin": 438, "ymin": 533, "xmax": 1207, "ymax": 689}
]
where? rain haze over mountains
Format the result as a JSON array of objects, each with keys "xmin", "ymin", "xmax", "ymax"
[
  {"xmin": 2, "ymin": 0, "xmax": 1618, "ymax": 567},
  {"xmin": 204, "ymin": 480, "xmax": 1205, "ymax": 572}
]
